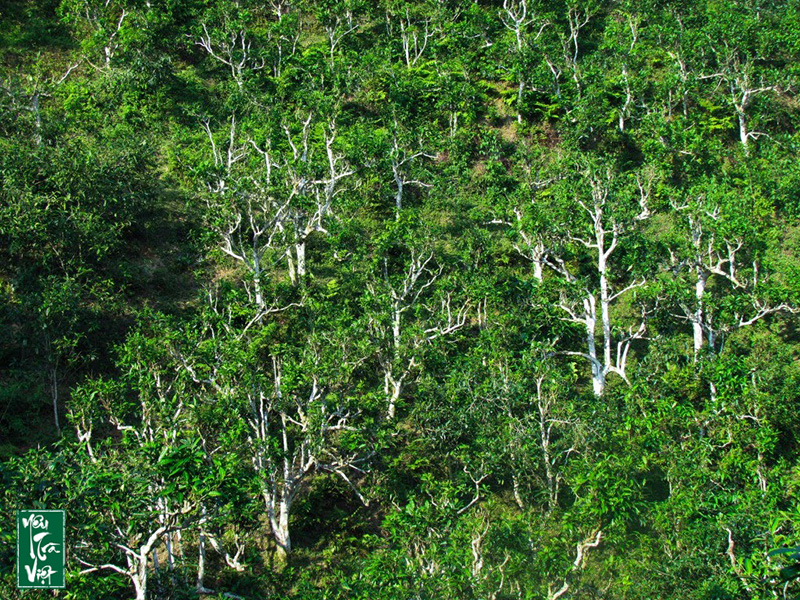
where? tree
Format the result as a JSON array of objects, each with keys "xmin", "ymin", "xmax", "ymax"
[
  {"xmin": 666, "ymin": 176, "xmax": 797, "ymax": 358},
  {"xmin": 59, "ymin": 0, "xmax": 131, "ymax": 70},
  {"xmin": 66, "ymin": 329, "xmax": 212, "ymax": 600},
  {"xmin": 195, "ymin": 15, "xmax": 265, "ymax": 90},
  {"xmin": 200, "ymin": 110, "xmax": 353, "ymax": 291},
  {"xmin": 171, "ymin": 293, "xmax": 370, "ymax": 565},
  {"xmin": 499, "ymin": 0, "xmax": 549, "ymax": 123},
  {"xmin": 388, "ymin": 125, "xmax": 435, "ymax": 220},
  {"xmin": 384, "ymin": 1, "xmax": 438, "ymax": 69},
  {"xmin": 365, "ymin": 220, "xmax": 469, "ymax": 419},
  {"xmin": 526, "ymin": 161, "xmax": 655, "ymax": 395}
]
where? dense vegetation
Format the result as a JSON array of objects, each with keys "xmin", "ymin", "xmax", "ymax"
[{"xmin": 2, "ymin": 0, "xmax": 800, "ymax": 598}]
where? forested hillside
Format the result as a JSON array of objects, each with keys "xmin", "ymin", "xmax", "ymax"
[{"xmin": 2, "ymin": 1, "xmax": 800, "ymax": 598}]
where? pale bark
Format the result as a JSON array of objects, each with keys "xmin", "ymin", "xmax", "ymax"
[
  {"xmin": 247, "ymin": 355, "xmax": 364, "ymax": 559},
  {"xmin": 295, "ymin": 241, "xmax": 306, "ymax": 279},
  {"xmin": 619, "ymin": 64, "xmax": 632, "ymax": 132},
  {"xmin": 197, "ymin": 24, "xmax": 265, "ymax": 88},
  {"xmin": 517, "ymin": 234, "xmax": 546, "ymax": 281},
  {"xmin": 548, "ymin": 530, "xmax": 603, "ymax": 600},
  {"xmin": 535, "ymin": 377, "xmax": 558, "ymax": 511},
  {"xmin": 390, "ymin": 135, "xmax": 433, "ymax": 219},
  {"xmin": 396, "ymin": 8, "xmax": 434, "ymax": 68},
  {"xmin": 369, "ymin": 251, "xmax": 467, "ymax": 419},
  {"xmin": 196, "ymin": 528, "xmax": 208, "ymax": 593},
  {"xmin": 177, "ymin": 306, "xmax": 364, "ymax": 563},
  {"xmin": 197, "ymin": 504, "xmax": 245, "ymax": 587},
  {"xmin": 325, "ymin": 11, "xmax": 358, "ymax": 67},
  {"xmin": 666, "ymin": 37, "xmax": 691, "ymax": 118},
  {"xmin": 544, "ymin": 173, "xmax": 647, "ymax": 395},
  {"xmin": 263, "ymin": 471, "xmax": 295, "ymax": 565},
  {"xmin": 562, "ymin": 8, "xmax": 591, "ymax": 97},
  {"xmin": 512, "ymin": 472, "xmax": 524, "ymax": 509},
  {"xmin": 698, "ymin": 55, "xmax": 779, "ymax": 155},
  {"xmin": 725, "ymin": 527, "xmax": 756, "ymax": 596},
  {"xmin": 204, "ymin": 114, "xmax": 351, "ymax": 291},
  {"xmin": 493, "ymin": 178, "xmax": 558, "ymax": 281},
  {"xmin": 78, "ymin": 519, "xmax": 187, "ymax": 600},
  {"xmin": 76, "ymin": 352, "xmax": 197, "ymax": 600},
  {"xmin": 727, "ymin": 65, "xmax": 778, "ymax": 155},
  {"xmin": 500, "ymin": 0, "xmax": 548, "ymax": 122},
  {"xmin": 693, "ymin": 268, "xmax": 706, "ymax": 357},
  {"xmin": 672, "ymin": 207, "xmax": 795, "ymax": 355},
  {"xmin": 72, "ymin": 3, "xmax": 126, "ymax": 70}
]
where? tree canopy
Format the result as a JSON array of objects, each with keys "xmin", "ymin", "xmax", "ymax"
[{"xmin": 2, "ymin": 1, "xmax": 800, "ymax": 598}]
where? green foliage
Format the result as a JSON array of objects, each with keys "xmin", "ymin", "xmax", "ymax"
[{"xmin": 2, "ymin": 0, "xmax": 800, "ymax": 598}]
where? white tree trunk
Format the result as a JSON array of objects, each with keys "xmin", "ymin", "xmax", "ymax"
[
  {"xmin": 386, "ymin": 303, "xmax": 404, "ymax": 419},
  {"xmin": 394, "ymin": 176, "xmax": 404, "ymax": 219},
  {"xmin": 264, "ymin": 473, "xmax": 295, "ymax": 565},
  {"xmin": 584, "ymin": 297, "xmax": 605, "ymax": 396},
  {"xmin": 598, "ymin": 260, "xmax": 612, "ymax": 372},
  {"xmin": 286, "ymin": 248, "xmax": 297, "ymax": 286},
  {"xmin": 738, "ymin": 110, "xmax": 749, "ymax": 154},
  {"xmin": 533, "ymin": 258, "xmax": 543, "ymax": 282},
  {"xmin": 385, "ymin": 371, "xmax": 402, "ymax": 421},
  {"xmin": 271, "ymin": 495, "xmax": 292, "ymax": 564},
  {"xmin": 392, "ymin": 305, "xmax": 401, "ymax": 352},
  {"xmin": 537, "ymin": 383, "xmax": 557, "ymax": 511},
  {"xmin": 132, "ymin": 576, "xmax": 146, "ymax": 600},
  {"xmin": 295, "ymin": 242, "xmax": 306, "ymax": 279},
  {"xmin": 512, "ymin": 473, "xmax": 524, "ymax": 509},
  {"xmin": 129, "ymin": 551, "xmax": 148, "ymax": 600},
  {"xmin": 252, "ymin": 250, "xmax": 264, "ymax": 308},
  {"xmin": 693, "ymin": 269, "xmax": 706, "ymax": 358},
  {"xmin": 196, "ymin": 530, "xmax": 207, "ymax": 592}
]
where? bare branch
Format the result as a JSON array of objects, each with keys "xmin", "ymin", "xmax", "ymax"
[{"xmin": 549, "ymin": 530, "xmax": 603, "ymax": 600}]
